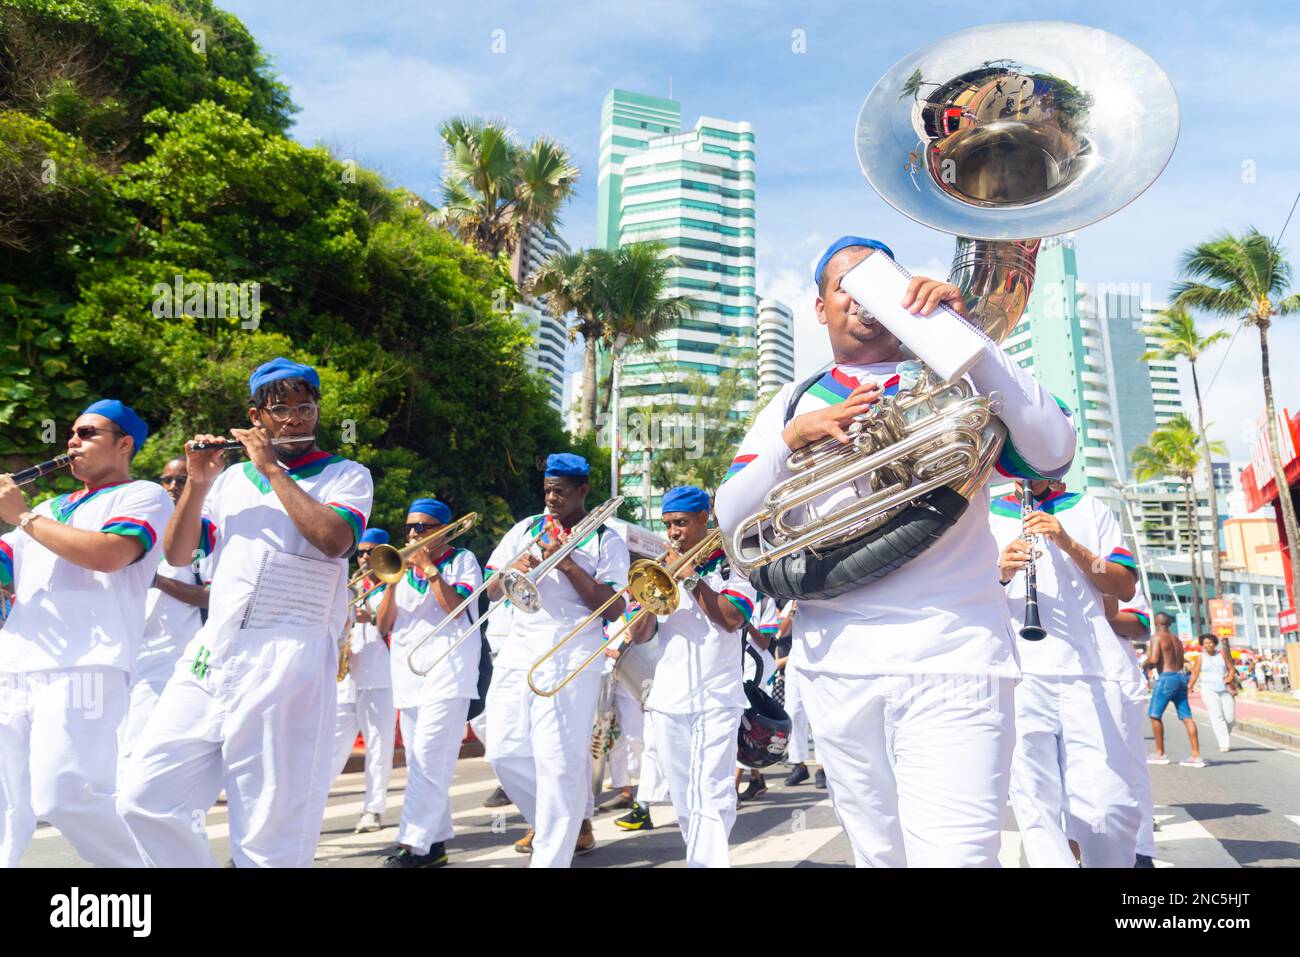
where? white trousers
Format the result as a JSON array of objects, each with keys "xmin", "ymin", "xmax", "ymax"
[
  {"xmin": 785, "ymin": 664, "xmax": 812, "ymax": 764},
  {"xmin": 1202, "ymin": 689, "xmax": 1235, "ymax": 750},
  {"xmin": 329, "ymin": 686, "xmax": 396, "ymax": 815},
  {"xmin": 635, "ymin": 710, "xmax": 671, "ymax": 805},
  {"xmin": 485, "ymin": 666, "xmax": 602, "ymax": 868},
  {"xmin": 119, "ymin": 669, "xmax": 171, "ymax": 763},
  {"xmin": 607, "ymin": 681, "xmax": 643, "ymax": 789},
  {"xmin": 650, "ymin": 707, "xmax": 743, "ymax": 867},
  {"xmin": 1011, "ymin": 674, "xmax": 1140, "ymax": 868},
  {"xmin": 397, "ymin": 697, "xmax": 469, "ymax": 855},
  {"xmin": 0, "ymin": 668, "xmax": 139, "ymax": 868},
  {"xmin": 800, "ymin": 670, "xmax": 1014, "ymax": 868},
  {"xmin": 118, "ymin": 634, "xmax": 336, "ymax": 868},
  {"xmin": 1117, "ymin": 690, "xmax": 1156, "ymax": 859}
]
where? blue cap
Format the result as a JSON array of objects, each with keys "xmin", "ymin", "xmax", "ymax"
[
  {"xmin": 81, "ymin": 399, "xmax": 148, "ymax": 458},
  {"xmin": 359, "ymin": 528, "xmax": 390, "ymax": 545},
  {"xmin": 248, "ymin": 357, "xmax": 320, "ymax": 398},
  {"xmin": 545, "ymin": 453, "xmax": 590, "ymax": 478},
  {"xmin": 409, "ymin": 498, "xmax": 452, "ymax": 525},
  {"xmin": 814, "ymin": 236, "xmax": 895, "ymax": 288},
  {"xmin": 661, "ymin": 485, "xmax": 710, "ymax": 515}
]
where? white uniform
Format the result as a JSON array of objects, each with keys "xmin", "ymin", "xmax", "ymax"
[
  {"xmin": 737, "ymin": 595, "xmax": 778, "ymax": 771},
  {"xmin": 774, "ymin": 602, "xmax": 812, "ymax": 764},
  {"xmin": 120, "ymin": 555, "xmax": 211, "ymax": 760},
  {"xmin": 117, "ymin": 451, "xmax": 373, "ymax": 867},
  {"xmin": 1106, "ymin": 587, "xmax": 1156, "ymax": 859},
  {"xmin": 484, "ymin": 513, "xmax": 629, "ymax": 868},
  {"xmin": 388, "ymin": 548, "xmax": 481, "ymax": 855},
  {"xmin": 599, "ymin": 609, "xmax": 645, "ymax": 791},
  {"xmin": 990, "ymin": 488, "xmax": 1142, "ymax": 868},
  {"xmin": 646, "ymin": 546, "xmax": 754, "ymax": 867},
  {"xmin": 0, "ymin": 479, "xmax": 173, "ymax": 867},
  {"xmin": 329, "ymin": 581, "xmax": 396, "ymax": 818},
  {"xmin": 715, "ymin": 344, "xmax": 1076, "ymax": 868}
]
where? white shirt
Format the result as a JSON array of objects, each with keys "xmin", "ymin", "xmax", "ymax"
[
  {"xmin": 486, "ymin": 513, "xmax": 630, "ymax": 676},
  {"xmin": 0, "ymin": 479, "xmax": 173, "ymax": 673},
  {"xmin": 191, "ymin": 451, "xmax": 373, "ymax": 662},
  {"xmin": 714, "ymin": 344, "xmax": 1075, "ymax": 679},
  {"xmin": 387, "ymin": 548, "xmax": 482, "ymax": 708},
  {"xmin": 646, "ymin": 548, "xmax": 755, "ymax": 715},
  {"xmin": 136, "ymin": 554, "xmax": 212, "ymax": 683},
  {"xmin": 345, "ymin": 580, "xmax": 391, "ymax": 690},
  {"xmin": 990, "ymin": 489, "xmax": 1137, "ymax": 678}
]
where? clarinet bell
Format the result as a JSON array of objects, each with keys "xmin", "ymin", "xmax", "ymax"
[{"xmin": 1019, "ymin": 610, "xmax": 1047, "ymax": 641}]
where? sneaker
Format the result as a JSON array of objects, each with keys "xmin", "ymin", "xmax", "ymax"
[
  {"xmin": 574, "ymin": 819, "xmax": 596, "ymax": 855},
  {"xmin": 1219, "ymin": 747, "xmax": 1232, "ymax": 752},
  {"xmin": 1134, "ymin": 854, "xmax": 1155, "ymax": 868},
  {"xmin": 383, "ymin": 844, "xmax": 448, "ymax": 868},
  {"xmin": 1180, "ymin": 758, "xmax": 1207, "ymax": 768},
  {"xmin": 615, "ymin": 802, "xmax": 654, "ymax": 830},
  {"xmin": 814, "ymin": 768, "xmax": 827, "ymax": 789},
  {"xmin": 514, "ymin": 829, "xmax": 534, "ymax": 854},
  {"xmin": 1146, "ymin": 754, "xmax": 1170, "ymax": 765},
  {"xmin": 483, "ymin": 786, "xmax": 512, "ymax": 808},
  {"xmin": 784, "ymin": 764, "xmax": 810, "ymax": 787},
  {"xmin": 739, "ymin": 775, "xmax": 768, "ymax": 802},
  {"xmin": 598, "ymin": 792, "xmax": 635, "ymax": 813},
  {"xmin": 354, "ymin": 811, "xmax": 382, "ymax": 834}
]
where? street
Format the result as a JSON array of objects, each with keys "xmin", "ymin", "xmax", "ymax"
[{"xmin": 18, "ymin": 709, "xmax": 1300, "ymax": 868}]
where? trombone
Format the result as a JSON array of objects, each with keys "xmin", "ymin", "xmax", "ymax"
[
  {"xmin": 349, "ymin": 512, "xmax": 478, "ymax": 607},
  {"xmin": 407, "ymin": 497, "xmax": 624, "ymax": 677},
  {"xmin": 527, "ymin": 528, "xmax": 722, "ymax": 697}
]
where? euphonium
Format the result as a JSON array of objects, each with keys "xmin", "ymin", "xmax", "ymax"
[{"xmin": 724, "ymin": 22, "xmax": 1179, "ymax": 602}]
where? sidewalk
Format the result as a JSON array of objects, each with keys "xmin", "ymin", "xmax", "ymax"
[{"xmin": 1188, "ymin": 688, "xmax": 1300, "ymax": 750}]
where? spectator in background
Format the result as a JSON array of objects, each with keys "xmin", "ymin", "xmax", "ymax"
[
  {"xmin": 1190, "ymin": 635, "xmax": 1235, "ymax": 753},
  {"xmin": 1253, "ymin": 657, "xmax": 1268, "ymax": 692}
]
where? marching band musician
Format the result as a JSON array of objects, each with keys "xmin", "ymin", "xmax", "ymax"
[
  {"xmin": 991, "ymin": 478, "xmax": 1141, "ymax": 867},
  {"xmin": 595, "ymin": 608, "xmax": 646, "ymax": 814},
  {"xmin": 0, "ymin": 399, "xmax": 173, "ymax": 867},
  {"xmin": 377, "ymin": 499, "xmax": 481, "ymax": 868},
  {"xmin": 483, "ymin": 453, "xmax": 630, "ymax": 868},
  {"xmin": 329, "ymin": 527, "xmax": 397, "ymax": 836},
  {"xmin": 118, "ymin": 358, "xmax": 374, "ymax": 867},
  {"xmin": 1103, "ymin": 587, "xmax": 1158, "ymax": 868},
  {"xmin": 715, "ymin": 239, "xmax": 1077, "ymax": 867},
  {"xmin": 625, "ymin": 485, "xmax": 755, "ymax": 867}
]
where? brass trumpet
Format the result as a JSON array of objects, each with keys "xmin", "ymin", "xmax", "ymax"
[
  {"xmin": 527, "ymin": 528, "xmax": 722, "ymax": 697},
  {"xmin": 349, "ymin": 512, "xmax": 478, "ymax": 607}
]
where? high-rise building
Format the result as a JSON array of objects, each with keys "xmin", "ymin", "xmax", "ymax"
[
  {"xmin": 1146, "ymin": 556, "xmax": 1289, "ymax": 651},
  {"xmin": 756, "ymin": 298, "xmax": 795, "ymax": 398},
  {"xmin": 596, "ymin": 88, "xmax": 758, "ymax": 508},
  {"xmin": 510, "ymin": 223, "xmax": 571, "ymax": 414}
]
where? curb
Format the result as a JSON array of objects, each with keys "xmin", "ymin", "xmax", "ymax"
[{"xmin": 1230, "ymin": 719, "xmax": 1300, "ymax": 752}]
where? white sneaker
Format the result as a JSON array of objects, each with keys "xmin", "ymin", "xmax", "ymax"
[
  {"xmin": 355, "ymin": 811, "xmax": 382, "ymax": 833},
  {"xmin": 1180, "ymin": 758, "xmax": 1207, "ymax": 768},
  {"xmin": 1146, "ymin": 754, "xmax": 1170, "ymax": 765}
]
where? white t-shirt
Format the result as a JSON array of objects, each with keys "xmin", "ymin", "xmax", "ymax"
[
  {"xmin": 714, "ymin": 346, "xmax": 1076, "ymax": 679},
  {"xmin": 990, "ymin": 489, "xmax": 1137, "ymax": 679},
  {"xmin": 136, "ymin": 554, "xmax": 212, "ymax": 684},
  {"xmin": 646, "ymin": 548, "xmax": 755, "ymax": 715},
  {"xmin": 486, "ymin": 513, "xmax": 630, "ymax": 676},
  {"xmin": 0, "ymin": 479, "xmax": 174, "ymax": 673},
  {"xmin": 190, "ymin": 451, "xmax": 373, "ymax": 664},
  {"xmin": 388, "ymin": 547, "xmax": 482, "ymax": 708},
  {"xmin": 345, "ymin": 579, "xmax": 391, "ymax": 691}
]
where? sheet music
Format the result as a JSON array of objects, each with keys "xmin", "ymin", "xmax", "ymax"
[{"xmin": 241, "ymin": 550, "xmax": 342, "ymax": 631}]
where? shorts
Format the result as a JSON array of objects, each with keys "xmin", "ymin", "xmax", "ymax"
[{"xmin": 1148, "ymin": 672, "xmax": 1191, "ymax": 721}]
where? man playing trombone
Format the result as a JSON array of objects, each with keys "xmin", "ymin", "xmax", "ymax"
[
  {"xmin": 483, "ymin": 453, "xmax": 629, "ymax": 868},
  {"xmin": 377, "ymin": 498, "xmax": 481, "ymax": 868},
  {"xmin": 624, "ymin": 485, "xmax": 755, "ymax": 867}
]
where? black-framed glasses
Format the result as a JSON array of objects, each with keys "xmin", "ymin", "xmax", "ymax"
[
  {"xmin": 72, "ymin": 425, "xmax": 125, "ymax": 441},
  {"xmin": 405, "ymin": 522, "xmax": 440, "ymax": 536},
  {"xmin": 159, "ymin": 475, "xmax": 187, "ymax": 488}
]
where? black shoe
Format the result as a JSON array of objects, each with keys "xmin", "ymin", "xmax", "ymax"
[
  {"xmin": 1134, "ymin": 854, "xmax": 1154, "ymax": 869},
  {"xmin": 814, "ymin": 768, "xmax": 827, "ymax": 789},
  {"xmin": 482, "ymin": 786, "xmax": 511, "ymax": 808},
  {"xmin": 784, "ymin": 764, "xmax": 809, "ymax": 786},
  {"xmin": 615, "ymin": 802, "xmax": 654, "ymax": 830},
  {"xmin": 383, "ymin": 844, "xmax": 448, "ymax": 868},
  {"xmin": 739, "ymin": 775, "xmax": 768, "ymax": 802}
]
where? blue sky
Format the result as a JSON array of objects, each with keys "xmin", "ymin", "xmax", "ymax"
[{"xmin": 221, "ymin": 0, "xmax": 1300, "ymax": 460}]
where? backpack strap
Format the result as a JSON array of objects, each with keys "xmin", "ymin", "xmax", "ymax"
[{"xmin": 784, "ymin": 370, "xmax": 826, "ymax": 425}]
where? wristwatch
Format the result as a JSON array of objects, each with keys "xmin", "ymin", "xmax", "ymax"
[
  {"xmin": 681, "ymin": 573, "xmax": 703, "ymax": 593},
  {"xmin": 17, "ymin": 511, "xmax": 38, "ymax": 533}
]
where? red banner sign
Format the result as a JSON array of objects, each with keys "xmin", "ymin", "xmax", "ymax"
[
  {"xmin": 1282, "ymin": 607, "xmax": 1298, "ymax": 635},
  {"xmin": 1208, "ymin": 598, "xmax": 1235, "ymax": 638}
]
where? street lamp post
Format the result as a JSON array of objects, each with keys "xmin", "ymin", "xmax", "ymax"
[
  {"xmin": 1106, "ymin": 442, "xmax": 1183, "ymax": 615},
  {"xmin": 609, "ymin": 333, "xmax": 629, "ymax": 502}
]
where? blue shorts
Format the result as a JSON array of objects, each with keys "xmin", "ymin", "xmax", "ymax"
[{"xmin": 1148, "ymin": 672, "xmax": 1191, "ymax": 720}]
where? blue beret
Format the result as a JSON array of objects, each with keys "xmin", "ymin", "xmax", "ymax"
[
  {"xmin": 545, "ymin": 453, "xmax": 590, "ymax": 478},
  {"xmin": 661, "ymin": 485, "xmax": 710, "ymax": 515},
  {"xmin": 359, "ymin": 528, "xmax": 390, "ymax": 545},
  {"xmin": 248, "ymin": 357, "xmax": 320, "ymax": 398},
  {"xmin": 81, "ymin": 399, "xmax": 148, "ymax": 458},
  {"xmin": 814, "ymin": 236, "xmax": 895, "ymax": 287},
  {"xmin": 409, "ymin": 498, "xmax": 452, "ymax": 525}
]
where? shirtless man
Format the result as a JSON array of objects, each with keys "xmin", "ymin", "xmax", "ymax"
[{"xmin": 1145, "ymin": 613, "xmax": 1204, "ymax": 768}]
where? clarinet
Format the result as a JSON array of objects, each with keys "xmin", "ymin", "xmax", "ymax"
[{"xmin": 1019, "ymin": 485, "xmax": 1047, "ymax": 641}]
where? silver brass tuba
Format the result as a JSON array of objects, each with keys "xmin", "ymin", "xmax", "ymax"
[{"xmin": 725, "ymin": 21, "xmax": 1179, "ymax": 600}]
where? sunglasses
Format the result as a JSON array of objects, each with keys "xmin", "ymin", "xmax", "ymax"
[
  {"xmin": 405, "ymin": 522, "xmax": 441, "ymax": 536},
  {"xmin": 72, "ymin": 425, "xmax": 125, "ymax": 442},
  {"xmin": 159, "ymin": 475, "xmax": 187, "ymax": 487}
]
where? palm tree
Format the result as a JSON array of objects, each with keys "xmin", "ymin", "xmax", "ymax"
[
  {"xmin": 528, "ymin": 249, "xmax": 609, "ymax": 435},
  {"xmin": 1173, "ymin": 228, "xmax": 1300, "ymax": 613},
  {"xmin": 1141, "ymin": 307, "xmax": 1230, "ymax": 602},
  {"xmin": 436, "ymin": 117, "xmax": 579, "ymax": 261}
]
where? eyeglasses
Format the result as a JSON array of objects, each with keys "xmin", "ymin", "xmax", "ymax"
[
  {"xmin": 405, "ymin": 522, "xmax": 441, "ymax": 536},
  {"xmin": 262, "ymin": 402, "xmax": 319, "ymax": 422},
  {"xmin": 72, "ymin": 425, "xmax": 125, "ymax": 441},
  {"xmin": 356, "ymin": 548, "xmax": 374, "ymax": 558},
  {"xmin": 159, "ymin": 475, "xmax": 187, "ymax": 488}
]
